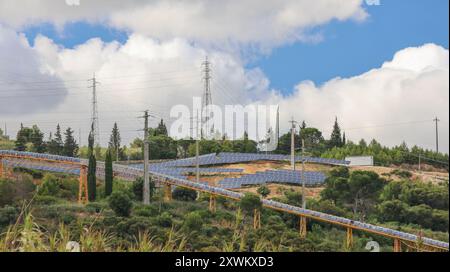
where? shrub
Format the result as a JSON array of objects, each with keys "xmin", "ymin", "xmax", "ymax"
[
  {"xmin": 156, "ymin": 212, "xmax": 173, "ymax": 227},
  {"xmin": 38, "ymin": 174, "xmax": 61, "ymax": 196},
  {"xmin": 34, "ymin": 195, "xmax": 60, "ymax": 205},
  {"xmin": 0, "ymin": 205, "xmax": 19, "ymax": 227},
  {"xmin": 239, "ymin": 193, "xmax": 262, "ymax": 215},
  {"xmin": 108, "ymin": 191, "xmax": 133, "ymax": 217},
  {"xmin": 0, "ymin": 175, "xmax": 36, "ymax": 206},
  {"xmin": 172, "ymin": 187, "xmax": 197, "ymax": 201},
  {"xmin": 183, "ymin": 211, "xmax": 203, "ymax": 232},
  {"xmin": 257, "ymin": 186, "xmax": 271, "ymax": 198}
]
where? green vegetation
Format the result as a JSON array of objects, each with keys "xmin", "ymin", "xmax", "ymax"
[
  {"xmin": 321, "ymin": 167, "xmax": 449, "ymax": 232},
  {"xmin": 0, "ymin": 168, "xmax": 448, "ymax": 252},
  {"xmin": 105, "ymin": 150, "xmax": 113, "ymax": 197},
  {"xmin": 6, "ymin": 119, "xmax": 448, "ymax": 173}
]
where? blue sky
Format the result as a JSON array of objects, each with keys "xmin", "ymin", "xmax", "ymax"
[
  {"xmin": 22, "ymin": 0, "xmax": 449, "ymax": 95},
  {"xmin": 255, "ymin": 0, "xmax": 449, "ymax": 93}
]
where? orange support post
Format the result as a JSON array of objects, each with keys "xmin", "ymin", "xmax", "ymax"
[
  {"xmin": 164, "ymin": 183, "xmax": 172, "ymax": 202},
  {"xmin": 299, "ymin": 216, "xmax": 307, "ymax": 238},
  {"xmin": 209, "ymin": 195, "xmax": 216, "ymax": 213},
  {"xmin": 346, "ymin": 227, "xmax": 353, "ymax": 250},
  {"xmin": 253, "ymin": 209, "xmax": 261, "ymax": 230},
  {"xmin": 78, "ymin": 166, "xmax": 88, "ymax": 204},
  {"xmin": 394, "ymin": 239, "xmax": 402, "ymax": 252}
]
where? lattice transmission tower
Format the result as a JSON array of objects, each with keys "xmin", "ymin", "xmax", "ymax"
[
  {"xmin": 201, "ymin": 56, "xmax": 213, "ymax": 139},
  {"xmin": 88, "ymin": 74, "xmax": 100, "ymax": 146}
]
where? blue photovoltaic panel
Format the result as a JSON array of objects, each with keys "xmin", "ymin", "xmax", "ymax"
[{"xmin": 0, "ymin": 150, "xmax": 447, "ymax": 250}]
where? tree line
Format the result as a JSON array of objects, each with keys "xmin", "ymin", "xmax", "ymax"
[{"xmin": 10, "ymin": 118, "xmax": 449, "ymax": 169}]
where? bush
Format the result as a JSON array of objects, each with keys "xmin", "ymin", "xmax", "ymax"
[
  {"xmin": 38, "ymin": 174, "xmax": 61, "ymax": 196},
  {"xmin": 108, "ymin": 191, "xmax": 133, "ymax": 217},
  {"xmin": 172, "ymin": 187, "xmax": 197, "ymax": 201},
  {"xmin": 239, "ymin": 193, "xmax": 262, "ymax": 214},
  {"xmin": 156, "ymin": 212, "xmax": 173, "ymax": 227},
  {"xmin": 183, "ymin": 211, "xmax": 203, "ymax": 232},
  {"xmin": 257, "ymin": 186, "xmax": 271, "ymax": 198},
  {"xmin": 0, "ymin": 205, "xmax": 19, "ymax": 227},
  {"xmin": 0, "ymin": 175, "xmax": 36, "ymax": 206},
  {"xmin": 34, "ymin": 195, "xmax": 60, "ymax": 205}
]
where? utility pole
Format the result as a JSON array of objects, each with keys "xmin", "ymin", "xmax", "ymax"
[
  {"xmin": 289, "ymin": 118, "xmax": 297, "ymax": 170},
  {"xmin": 301, "ymin": 139, "xmax": 306, "ymax": 209},
  {"xmin": 418, "ymin": 154, "xmax": 421, "ymax": 172},
  {"xmin": 143, "ymin": 110, "xmax": 150, "ymax": 205},
  {"xmin": 78, "ymin": 128, "xmax": 81, "ymax": 147},
  {"xmin": 434, "ymin": 117, "xmax": 440, "ymax": 153},
  {"xmin": 88, "ymin": 74, "xmax": 100, "ymax": 147},
  {"xmin": 202, "ymin": 56, "xmax": 212, "ymax": 139},
  {"xmin": 196, "ymin": 109, "xmax": 200, "ymax": 183}
]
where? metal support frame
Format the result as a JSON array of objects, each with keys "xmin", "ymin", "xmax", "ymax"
[
  {"xmin": 209, "ymin": 194, "xmax": 216, "ymax": 213},
  {"xmin": 394, "ymin": 238, "xmax": 402, "ymax": 252},
  {"xmin": 346, "ymin": 227, "xmax": 353, "ymax": 250},
  {"xmin": 78, "ymin": 166, "xmax": 88, "ymax": 204},
  {"xmin": 299, "ymin": 216, "xmax": 307, "ymax": 238},
  {"xmin": 253, "ymin": 209, "xmax": 261, "ymax": 230},
  {"xmin": 164, "ymin": 183, "xmax": 172, "ymax": 202}
]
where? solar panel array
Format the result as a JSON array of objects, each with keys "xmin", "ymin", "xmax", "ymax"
[
  {"xmin": 0, "ymin": 150, "xmax": 448, "ymax": 250},
  {"xmin": 3, "ymin": 159, "xmax": 80, "ymax": 175},
  {"xmin": 218, "ymin": 170, "xmax": 327, "ymax": 189},
  {"xmin": 0, "ymin": 150, "xmax": 81, "ymax": 163},
  {"xmin": 147, "ymin": 152, "xmax": 350, "ymax": 168}
]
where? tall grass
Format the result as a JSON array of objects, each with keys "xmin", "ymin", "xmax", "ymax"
[{"xmin": 0, "ymin": 212, "xmax": 187, "ymax": 252}]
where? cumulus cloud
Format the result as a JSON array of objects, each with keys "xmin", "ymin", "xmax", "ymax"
[
  {"xmin": 0, "ymin": 20, "xmax": 448, "ymax": 152},
  {"xmin": 0, "ymin": 0, "xmax": 367, "ymax": 49},
  {"xmin": 1, "ymin": 29, "xmax": 269, "ymax": 145},
  {"xmin": 267, "ymin": 44, "xmax": 449, "ymax": 152},
  {"xmin": 0, "ymin": 25, "xmax": 67, "ymax": 114}
]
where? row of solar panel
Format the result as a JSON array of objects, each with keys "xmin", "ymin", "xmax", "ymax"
[
  {"xmin": 218, "ymin": 170, "xmax": 327, "ymax": 189},
  {"xmin": 4, "ymin": 160, "xmax": 80, "ymax": 175},
  {"xmin": 150, "ymin": 170, "xmax": 448, "ymax": 249},
  {"xmin": 0, "ymin": 150, "xmax": 80, "ymax": 163},
  {"xmin": 152, "ymin": 153, "xmax": 349, "ymax": 168},
  {"xmin": 1, "ymin": 150, "xmax": 447, "ymax": 249}
]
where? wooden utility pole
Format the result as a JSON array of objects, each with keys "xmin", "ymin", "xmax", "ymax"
[
  {"xmin": 143, "ymin": 110, "xmax": 150, "ymax": 205},
  {"xmin": 434, "ymin": 117, "xmax": 440, "ymax": 153},
  {"xmin": 289, "ymin": 118, "xmax": 297, "ymax": 170}
]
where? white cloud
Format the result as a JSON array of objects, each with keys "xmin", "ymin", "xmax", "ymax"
[
  {"xmin": 1, "ymin": 29, "xmax": 269, "ymax": 145},
  {"xmin": 0, "ymin": 21, "xmax": 448, "ymax": 152},
  {"xmin": 0, "ymin": 0, "xmax": 367, "ymax": 50},
  {"xmin": 0, "ymin": 25, "xmax": 67, "ymax": 114},
  {"xmin": 267, "ymin": 43, "xmax": 449, "ymax": 152}
]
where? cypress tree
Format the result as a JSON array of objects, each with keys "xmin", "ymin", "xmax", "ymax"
[
  {"xmin": 105, "ymin": 149, "xmax": 113, "ymax": 197},
  {"xmin": 108, "ymin": 122, "xmax": 121, "ymax": 161},
  {"xmin": 87, "ymin": 126, "xmax": 97, "ymax": 201},
  {"xmin": 63, "ymin": 127, "xmax": 78, "ymax": 157},
  {"xmin": 329, "ymin": 117, "xmax": 343, "ymax": 148}
]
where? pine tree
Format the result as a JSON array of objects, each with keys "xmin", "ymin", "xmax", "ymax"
[
  {"xmin": 342, "ymin": 132, "xmax": 346, "ymax": 146},
  {"xmin": 14, "ymin": 130, "xmax": 27, "ymax": 151},
  {"xmin": 55, "ymin": 124, "xmax": 64, "ymax": 154},
  {"xmin": 87, "ymin": 127, "xmax": 97, "ymax": 201},
  {"xmin": 108, "ymin": 122, "xmax": 121, "ymax": 161},
  {"xmin": 14, "ymin": 124, "xmax": 33, "ymax": 151},
  {"xmin": 30, "ymin": 125, "xmax": 46, "ymax": 153},
  {"xmin": 47, "ymin": 124, "xmax": 64, "ymax": 155},
  {"xmin": 105, "ymin": 149, "xmax": 113, "ymax": 197},
  {"xmin": 329, "ymin": 117, "xmax": 343, "ymax": 148},
  {"xmin": 301, "ymin": 121, "xmax": 307, "ymax": 130},
  {"xmin": 155, "ymin": 119, "xmax": 168, "ymax": 136},
  {"xmin": 63, "ymin": 127, "xmax": 78, "ymax": 157}
]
